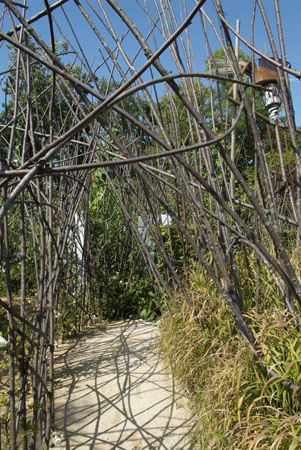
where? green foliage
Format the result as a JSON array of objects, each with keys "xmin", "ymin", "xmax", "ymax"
[
  {"xmin": 103, "ymin": 275, "xmax": 160, "ymax": 321},
  {"xmin": 0, "ymin": 307, "xmax": 8, "ymax": 337},
  {"xmin": 0, "ymin": 208, "xmax": 37, "ymax": 296},
  {"xmin": 1, "ymin": 38, "xmax": 91, "ymax": 164},
  {"xmin": 159, "ymin": 80, "xmax": 212, "ymax": 146},
  {"xmin": 88, "ymin": 170, "xmax": 160, "ymax": 322},
  {"xmin": 153, "ymin": 224, "xmax": 191, "ymax": 276}
]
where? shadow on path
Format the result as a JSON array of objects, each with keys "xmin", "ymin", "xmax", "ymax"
[{"xmin": 54, "ymin": 320, "xmax": 196, "ymax": 449}]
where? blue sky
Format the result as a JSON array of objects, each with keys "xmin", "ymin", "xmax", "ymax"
[{"xmin": 0, "ymin": 1, "xmax": 300, "ymax": 124}]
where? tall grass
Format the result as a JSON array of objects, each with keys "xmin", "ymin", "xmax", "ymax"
[{"xmin": 159, "ymin": 252, "xmax": 301, "ymax": 449}]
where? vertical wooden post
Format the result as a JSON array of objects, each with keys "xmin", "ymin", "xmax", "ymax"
[{"xmin": 230, "ymin": 19, "xmax": 240, "ymax": 199}]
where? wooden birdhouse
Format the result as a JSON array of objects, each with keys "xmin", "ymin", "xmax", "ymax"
[{"xmin": 254, "ymin": 57, "xmax": 279, "ymax": 85}]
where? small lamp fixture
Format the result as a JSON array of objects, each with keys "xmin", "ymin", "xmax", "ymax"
[
  {"xmin": 254, "ymin": 57, "xmax": 289, "ymax": 123},
  {"xmin": 263, "ymin": 82, "xmax": 282, "ymax": 122}
]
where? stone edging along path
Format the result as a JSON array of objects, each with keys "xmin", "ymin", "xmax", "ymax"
[{"xmin": 54, "ymin": 320, "xmax": 197, "ymax": 449}]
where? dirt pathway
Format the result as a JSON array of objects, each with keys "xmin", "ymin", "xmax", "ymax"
[{"xmin": 54, "ymin": 320, "xmax": 196, "ymax": 449}]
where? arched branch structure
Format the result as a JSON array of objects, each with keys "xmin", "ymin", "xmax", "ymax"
[{"xmin": 0, "ymin": 1, "xmax": 300, "ymax": 447}]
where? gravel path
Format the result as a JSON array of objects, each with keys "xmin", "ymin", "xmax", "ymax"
[{"xmin": 54, "ymin": 320, "xmax": 196, "ymax": 449}]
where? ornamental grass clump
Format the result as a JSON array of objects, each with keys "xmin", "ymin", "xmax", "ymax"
[{"xmin": 159, "ymin": 263, "xmax": 301, "ymax": 449}]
